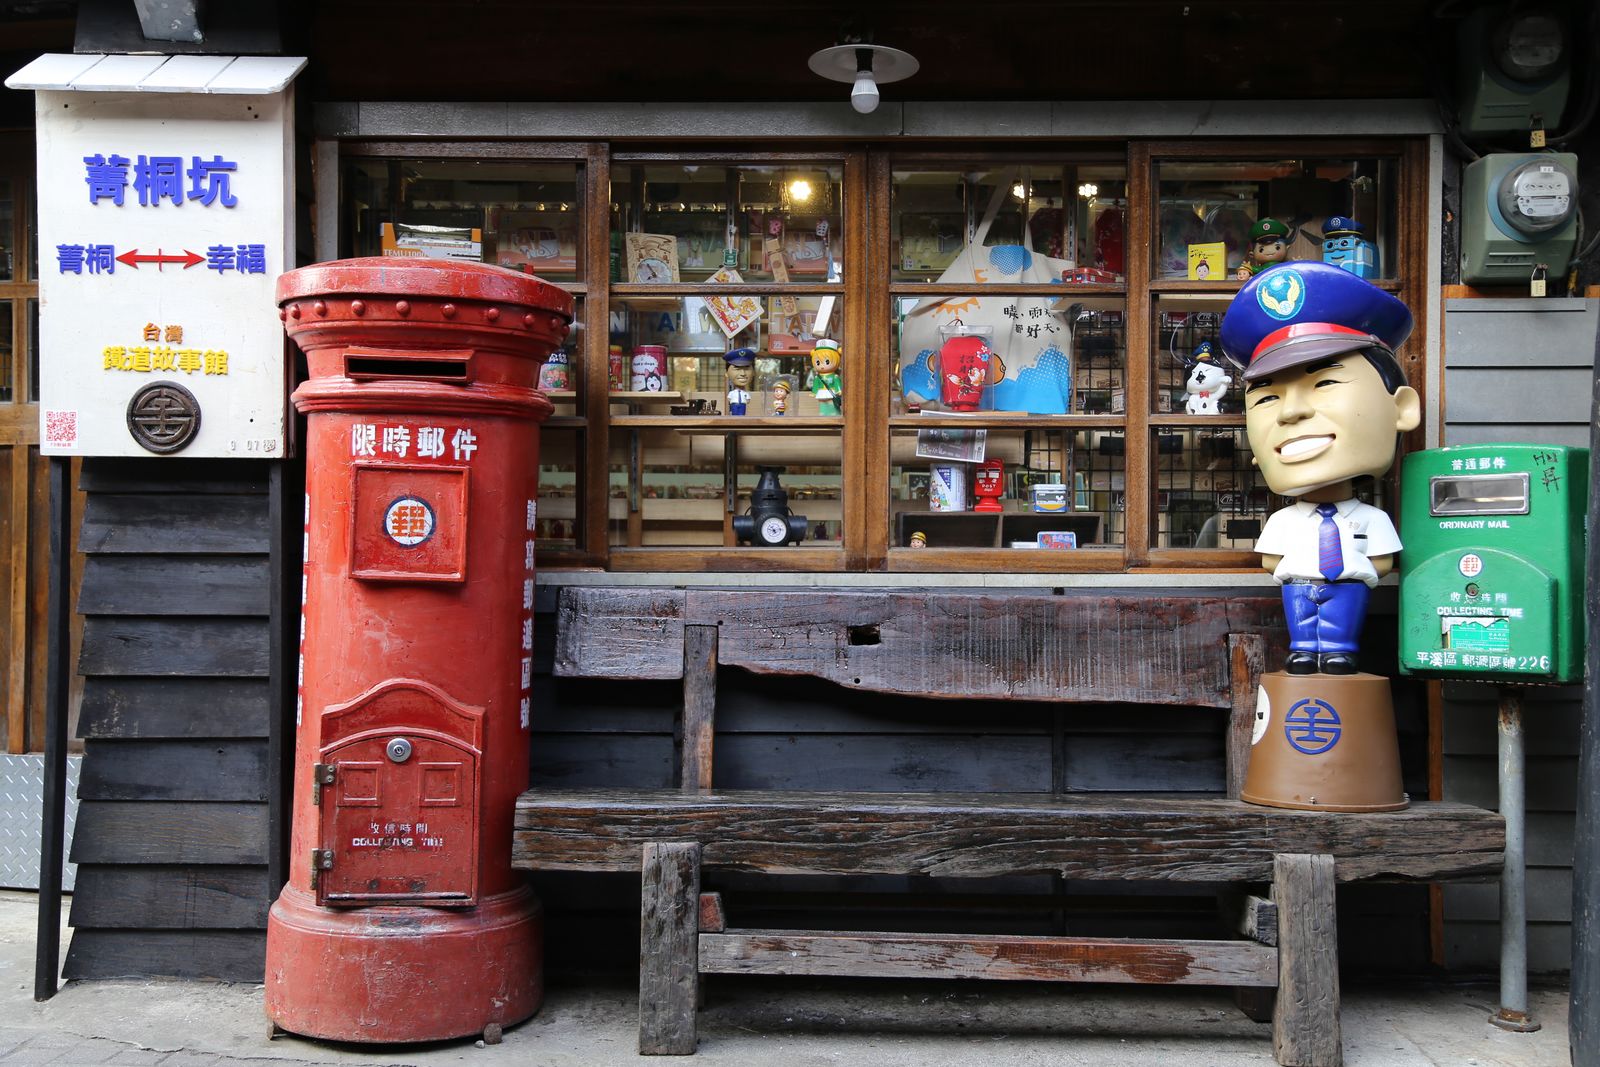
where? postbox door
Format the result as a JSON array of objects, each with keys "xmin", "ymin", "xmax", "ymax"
[{"xmin": 317, "ymin": 732, "xmax": 479, "ymax": 906}]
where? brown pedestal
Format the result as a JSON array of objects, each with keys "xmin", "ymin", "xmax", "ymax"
[{"xmin": 1241, "ymin": 671, "xmax": 1407, "ymax": 813}]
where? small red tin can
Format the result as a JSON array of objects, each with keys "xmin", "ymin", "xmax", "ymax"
[{"xmin": 608, "ymin": 345, "xmax": 626, "ymax": 390}]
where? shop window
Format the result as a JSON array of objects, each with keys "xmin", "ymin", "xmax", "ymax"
[
  {"xmin": 610, "ymin": 164, "xmax": 842, "ymax": 283},
  {"xmin": 342, "ymin": 160, "xmax": 583, "ymax": 283},
  {"xmin": 0, "ymin": 176, "xmax": 12, "ymax": 283},
  {"xmin": 0, "ymin": 303, "xmax": 12, "ymax": 403},
  {"xmin": 605, "ymin": 159, "xmax": 846, "ymax": 560},
  {"xmin": 25, "ymin": 300, "xmax": 37, "ymax": 404},
  {"xmin": 538, "ymin": 427, "xmax": 583, "ymax": 553},
  {"xmin": 891, "ymin": 165, "xmax": 1128, "ymax": 284},
  {"xmin": 336, "ymin": 142, "xmax": 1420, "ymax": 574},
  {"xmin": 890, "ymin": 425, "xmax": 1124, "ymax": 551},
  {"xmin": 1155, "ymin": 158, "xmax": 1398, "ymax": 281}
]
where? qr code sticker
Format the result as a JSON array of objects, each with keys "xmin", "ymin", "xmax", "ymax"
[{"xmin": 43, "ymin": 410, "xmax": 77, "ymax": 448}]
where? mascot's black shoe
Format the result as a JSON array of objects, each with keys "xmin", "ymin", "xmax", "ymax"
[
  {"xmin": 1285, "ymin": 652, "xmax": 1318, "ymax": 674},
  {"xmin": 1319, "ymin": 653, "xmax": 1359, "ymax": 675}
]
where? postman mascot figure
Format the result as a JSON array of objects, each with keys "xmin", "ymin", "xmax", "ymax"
[{"xmin": 1219, "ymin": 262, "xmax": 1420, "ymax": 812}]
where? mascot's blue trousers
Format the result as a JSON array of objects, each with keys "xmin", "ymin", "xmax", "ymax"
[{"xmin": 1281, "ymin": 579, "xmax": 1369, "ymax": 654}]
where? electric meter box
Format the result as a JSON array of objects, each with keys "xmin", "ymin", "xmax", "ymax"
[
  {"xmin": 1457, "ymin": 5, "xmax": 1570, "ymax": 136},
  {"xmin": 1461, "ymin": 152, "xmax": 1579, "ymax": 285},
  {"xmin": 1398, "ymin": 444, "xmax": 1589, "ymax": 684}
]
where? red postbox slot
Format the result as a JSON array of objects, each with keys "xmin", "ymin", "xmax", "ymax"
[{"xmin": 344, "ymin": 347, "xmax": 474, "ymax": 384}]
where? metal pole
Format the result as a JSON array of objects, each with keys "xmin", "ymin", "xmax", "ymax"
[
  {"xmin": 1491, "ymin": 687, "xmax": 1538, "ymax": 1031},
  {"xmin": 34, "ymin": 457, "xmax": 71, "ymax": 1001},
  {"xmin": 1571, "ymin": 318, "xmax": 1600, "ymax": 1065}
]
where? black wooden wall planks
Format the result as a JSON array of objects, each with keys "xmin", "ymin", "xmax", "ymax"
[{"xmin": 65, "ymin": 459, "xmax": 279, "ymax": 983}]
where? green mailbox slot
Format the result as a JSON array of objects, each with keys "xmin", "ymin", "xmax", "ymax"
[{"xmin": 1399, "ymin": 443, "xmax": 1588, "ymax": 683}]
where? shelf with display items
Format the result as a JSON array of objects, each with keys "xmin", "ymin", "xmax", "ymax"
[
  {"xmin": 892, "ymin": 509, "xmax": 1106, "ymax": 550},
  {"xmin": 607, "ymin": 422, "xmax": 844, "ymax": 549}
]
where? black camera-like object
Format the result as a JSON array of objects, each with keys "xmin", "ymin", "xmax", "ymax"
[{"xmin": 732, "ymin": 467, "xmax": 808, "ymax": 547}]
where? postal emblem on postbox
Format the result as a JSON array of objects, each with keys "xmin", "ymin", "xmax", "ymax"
[{"xmin": 384, "ymin": 496, "xmax": 436, "ymax": 547}]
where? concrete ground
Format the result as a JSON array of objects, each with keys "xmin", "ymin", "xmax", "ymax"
[{"xmin": 0, "ymin": 892, "xmax": 1571, "ymax": 1066}]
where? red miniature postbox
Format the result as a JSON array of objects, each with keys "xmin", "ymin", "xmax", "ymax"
[
  {"xmin": 973, "ymin": 459, "xmax": 1005, "ymax": 513},
  {"xmin": 265, "ymin": 258, "xmax": 570, "ymax": 1043}
]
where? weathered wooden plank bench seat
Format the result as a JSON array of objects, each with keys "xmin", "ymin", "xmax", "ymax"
[{"xmin": 514, "ymin": 588, "xmax": 1506, "ymax": 1067}]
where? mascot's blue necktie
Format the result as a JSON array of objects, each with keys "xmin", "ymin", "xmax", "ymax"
[{"xmin": 1316, "ymin": 503, "xmax": 1343, "ymax": 581}]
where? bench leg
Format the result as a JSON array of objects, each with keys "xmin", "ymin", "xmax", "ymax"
[
  {"xmin": 1272, "ymin": 853, "xmax": 1341, "ymax": 1067},
  {"xmin": 1236, "ymin": 987, "xmax": 1276, "ymax": 1023},
  {"xmin": 640, "ymin": 842, "xmax": 702, "ymax": 1055}
]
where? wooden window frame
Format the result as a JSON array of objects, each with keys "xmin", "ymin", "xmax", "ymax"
[
  {"xmin": 0, "ymin": 132, "xmax": 55, "ymax": 754},
  {"xmin": 334, "ymin": 136, "xmax": 1431, "ymax": 577}
]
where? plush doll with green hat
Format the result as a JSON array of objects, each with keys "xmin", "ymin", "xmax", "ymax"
[{"xmin": 1235, "ymin": 218, "xmax": 1293, "ymax": 280}]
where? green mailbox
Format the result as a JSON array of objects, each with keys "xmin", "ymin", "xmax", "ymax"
[{"xmin": 1399, "ymin": 443, "xmax": 1589, "ymax": 683}]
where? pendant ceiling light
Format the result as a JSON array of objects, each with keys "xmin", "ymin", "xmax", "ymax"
[{"xmin": 807, "ymin": 42, "xmax": 919, "ymax": 115}]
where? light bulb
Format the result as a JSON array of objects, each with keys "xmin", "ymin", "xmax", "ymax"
[
  {"xmin": 851, "ymin": 71, "xmax": 879, "ymax": 114},
  {"xmin": 788, "ymin": 178, "xmax": 813, "ymax": 203}
]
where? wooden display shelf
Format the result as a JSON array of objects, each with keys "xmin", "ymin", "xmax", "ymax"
[
  {"xmin": 893, "ymin": 509, "xmax": 1105, "ymax": 549},
  {"xmin": 607, "ymin": 390, "xmax": 684, "ymax": 402},
  {"xmin": 890, "ymin": 414, "xmax": 1123, "ymax": 429},
  {"xmin": 614, "ymin": 416, "xmax": 841, "ymax": 432}
]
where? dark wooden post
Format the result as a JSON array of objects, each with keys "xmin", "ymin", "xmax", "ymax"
[
  {"xmin": 1273, "ymin": 853, "xmax": 1341, "ymax": 1067},
  {"xmin": 680, "ymin": 625, "xmax": 717, "ymax": 794},
  {"xmin": 1573, "ymin": 343, "xmax": 1600, "ymax": 1065},
  {"xmin": 1227, "ymin": 633, "xmax": 1267, "ymax": 800},
  {"xmin": 640, "ymin": 841, "xmax": 701, "ymax": 1055},
  {"xmin": 33, "ymin": 457, "xmax": 71, "ymax": 1001}
]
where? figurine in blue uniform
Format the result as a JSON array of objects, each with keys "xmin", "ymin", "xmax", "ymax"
[
  {"xmin": 1321, "ymin": 216, "xmax": 1379, "ymax": 279},
  {"xmin": 723, "ymin": 348, "xmax": 756, "ymax": 416},
  {"xmin": 1220, "ymin": 263, "xmax": 1421, "ymax": 674}
]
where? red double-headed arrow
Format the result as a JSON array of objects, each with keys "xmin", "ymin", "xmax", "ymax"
[{"xmin": 116, "ymin": 248, "xmax": 204, "ymax": 270}]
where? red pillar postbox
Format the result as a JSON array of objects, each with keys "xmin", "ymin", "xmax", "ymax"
[{"xmin": 265, "ymin": 258, "xmax": 571, "ymax": 1043}]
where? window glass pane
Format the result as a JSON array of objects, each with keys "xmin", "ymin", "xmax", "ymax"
[
  {"xmin": 610, "ymin": 164, "xmax": 842, "ymax": 283},
  {"xmin": 27, "ymin": 299, "xmax": 38, "ymax": 403},
  {"xmin": 610, "ymin": 294, "xmax": 843, "ymax": 414},
  {"xmin": 1153, "ymin": 427, "xmax": 1273, "ymax": 549},
  {"xmin": 895, "ymin": 295, "xmax": 1123, "ymax": 417},
  {"xmin": 539, "ymin": 296, "xmax": 583, "ymax": 414},
  {"xmin": 609, "ymin": 431, "xmax": 842, "ymax": 548},
  {"xmin": 28, "ymin": 179, "xmax": 37, "ymax": 283},
  {"xmin": 1155, "ymin": 159, "xmax": 1397, "ymax": 281},
  {"xmin": 0, "ymin": 303, "xmax": 12, "ymax": 402},
  {"xmin": 0, "ymin": 177, "xmax": 13, "ymax": 281},
  {"xmin": 890, "ymin": 426, "xmax": 1124, "ymax": 549},
  {"xmin": 341, "ymin": 160, "xmax": 582, "ymax": 282},
  {"xmin": 1154, "ymin": 295, "xmax": 1244, "ymax": 415},
  {"xmin": 891, "ymin": 164, "xmax": 1127, "ymax": 283},
  {"xmin": 537, "ymin": 428, "xmax": 582, "ymax": 553}
]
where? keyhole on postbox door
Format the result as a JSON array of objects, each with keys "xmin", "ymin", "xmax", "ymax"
[{"xmin": 386, "ymin": 737, "xmax": 413, "ymax": 763}]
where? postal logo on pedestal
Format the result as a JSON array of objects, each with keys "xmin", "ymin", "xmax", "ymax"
[
  {"xmin": 1459, "ymin": 553, "xmax": 1484, "ymax": 578},
  {"xmin": 384, "ymin": 496, "xmax": 436, "ymax": 547},
  {"xmin": 1284, "ymin": 697, "xmax": 1342, "ymax": 755},
  {"xmin": 1256, "ymin": 268, "xmax": 1306, "ymax": 320}
]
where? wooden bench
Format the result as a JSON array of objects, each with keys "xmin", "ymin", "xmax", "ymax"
[{"xmin": 514, "ymin": 588, "xmax": 1506, "ymax": 1067}]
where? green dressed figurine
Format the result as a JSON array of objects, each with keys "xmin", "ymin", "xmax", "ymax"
[
  {"xmin": 810, "ymin": 338, "xmax": 842, "ymax": 416},
  {"xmin": 1235, "ymin": 218, "xmax": 1292, "ymax": 280}
]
